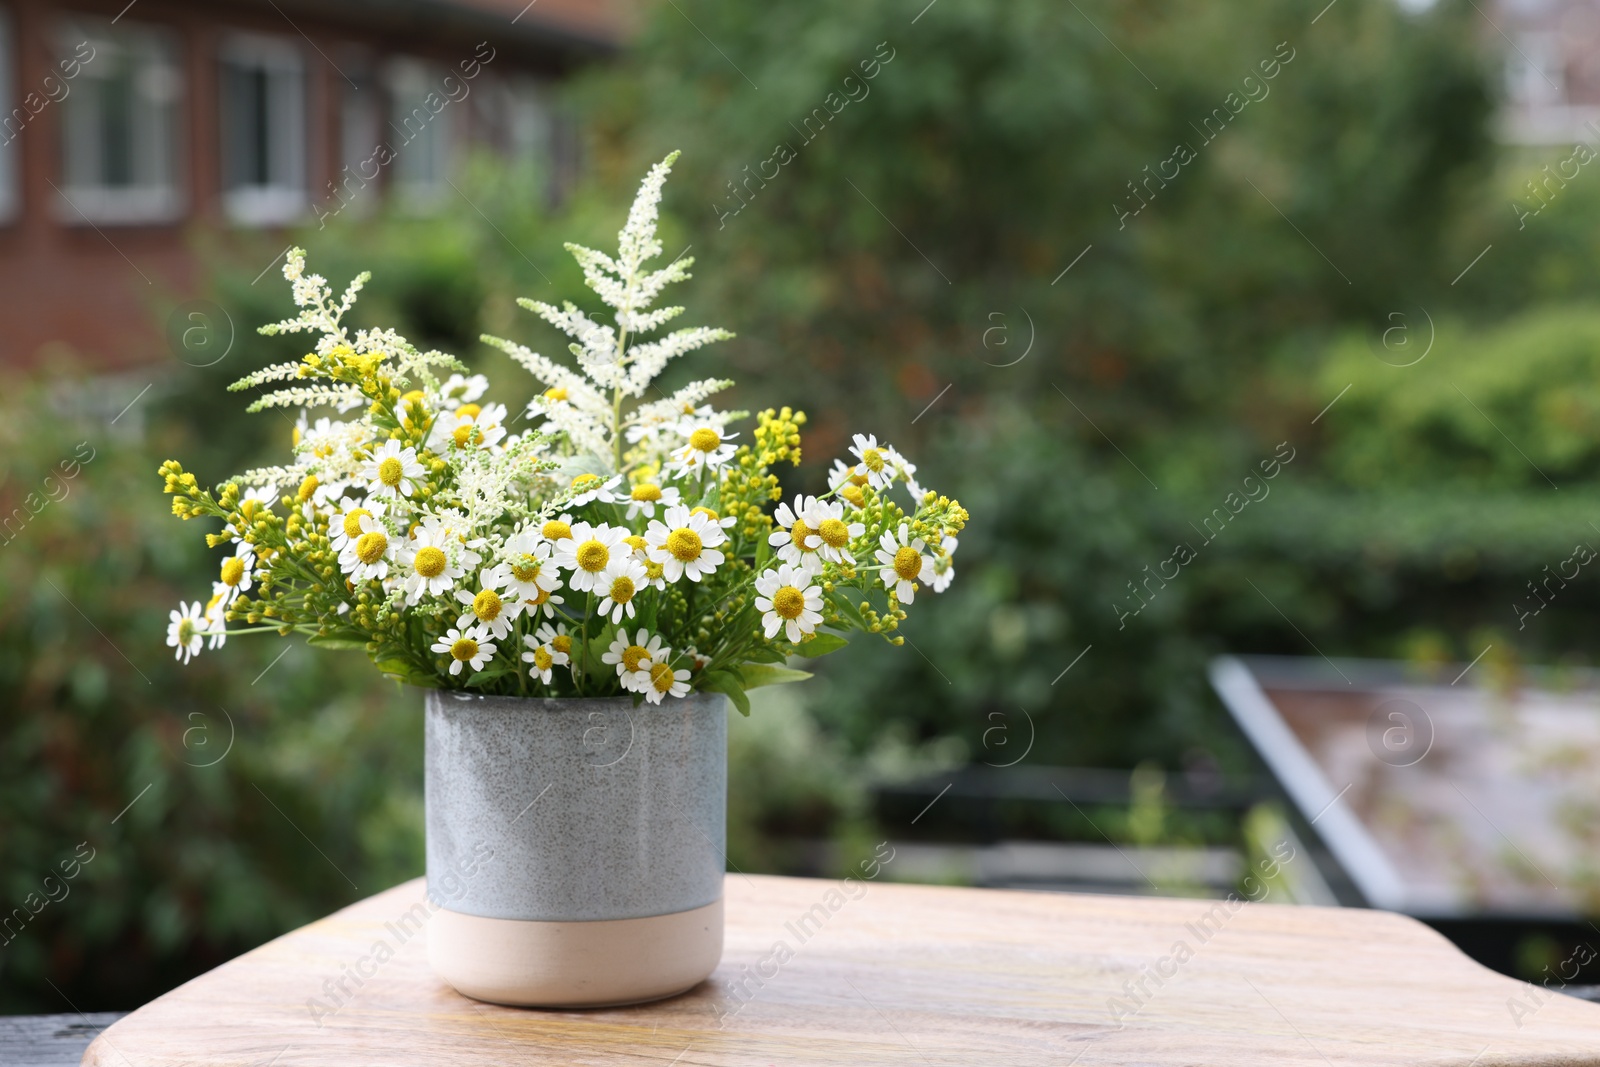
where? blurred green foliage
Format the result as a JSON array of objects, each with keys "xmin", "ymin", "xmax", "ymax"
[{"xmin": 10, "ymin": 0, "xmax": 1600, "ymax": 1010}]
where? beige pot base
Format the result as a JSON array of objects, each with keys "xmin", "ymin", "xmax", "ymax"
[{"xmin": 428, "ymin": 898, "xmax": 723, "ymax": 1008}]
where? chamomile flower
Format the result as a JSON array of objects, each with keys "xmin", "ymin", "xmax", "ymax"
[
  {"xmin": 520, "ymin": 625, "xmax": 570, "ymax": 684},
  {"xmin": 522, "ymin": 584, "xmax": 565, "ymax": 620},
  {"xmin": 642, "ymin": 653, "xmax": 692, "ymax": 704},
  {"xmin": 362, "ymin": 439, "xmax": 426, "ymax": 500},
  {"xmin": 214, "ymin": 544, "xmax": 256, "ymax": 607},
  {"xmin": 539, "ymin": 512, "xmax": 577, "ymax": 543},
  {"xmin": 432, "ymin": 625, "xmax": 495, "ymax": 677},
  {"xmin": 204, "ymin": 585, "xmax": 230, "ymax": 649},
  {"xmin": 535, "ymin": 621, "xmax": 573, "ymax": 663},
  {"xmin": 756, "ymin": 564, "xmax": 825, "ymax": 644},
  {"xmin": 339, "ymin": 513, "xmax": 395, "ymax": 582},
  {"xmin": 329, "ymin": 497, "xmax": 386, "ymax": 553},
  {"xmin": 624, "ymin": 481, "xmax": 680, "ymax": 519},
  {"xmin": 930, "ymin": 536, "xmax": 957, "ymax": 593},
  {"xmin": 874, "ymin": 523, "xmax": 933, "ymax": 603},
  {"xmin": 597, "ymin": 557, "xmax": 648, "ymax": 623},
  {"xmin": 805, "ymin": 498, "xmax": 864, "ymax": 566},
  {"xmin": 849, "ymin": 434, "xmax": 897, "ymax": 490},
  {"xmin": 567, "ymin": 472, "xmax": 623, "ymax": 506},
  {"xmin": 167, "ymin": 602, "xmax": 208, "ymax": 664},
  {"xmin": 768, "ymin": 496, "xmax": 824, "ymax": 574},
  {"xmin": 439, "ymin": 372, "xmax": 488, "ymax": 410},
  {"xmin": 644, "ymin": 505, "xmax": 727, "ymax": 582},
  {"xmin": 455, "ymin": 574, "xmax": 521, "ymax": 640},
  {"xmin": 498, "ymin": 532, "xmax": 559, "ymax": 600},
  {"xmin": 551, "ymin": 521, "xmax": 628, "ymax": 592},
  {"xmin": 667, "ymin": 424, "xmax": 737, "ymax": 478},
  {"xmin": 399, "ymin": 523, "xmax": 466, "ymax": 604},
  {"xmin": 430, "ymin": 402, "xmax": 509, "ymax": 452},
  {"xmin": 602, "ymin": 628, "xmax": 665, "ymax": 691}
]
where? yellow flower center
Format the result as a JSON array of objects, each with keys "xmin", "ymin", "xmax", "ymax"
[
  {"xmin": 533, "ymin": 646, "xmax": 553, "ymax": 672},
  {"xmin": 645, "ymin": 561, "xmax": 664, "ymax": 580},
  {"xmin": 449, "ymin": 637, "xmax": 479, "ymax": 662},
  {"xmin": 691, "ymin": 506, "xmax": 720, "ymax": 521},
  {"xmin": 220, "ymin": 557, "xmax": 246, "ymax": 586},
  {"xmin": 544, "ymin": 386, "xmax": 568, "ymax": 402},
  {"xmin": 625, "ymin": 534, "xmax": 648, "ymax": 553},
  {"xmin": 342, "ymin": 509, "xmax": 370, "ymax": 539},
  {"xmin": 772, "ymin": 586, "xmax": 806, "ymax": 620},
  {"xmin": 818, "ymin": 518, "xmax": 850, "ymax": 548},
  {"xmin": 844, "ymin": 464, "xmax": 869, "ymax": 487},
  {"xmin": 472, "ymin": 589, "xmax": 503, "ymax": 621},
  {"xmin": 456, "ymin": 403, "xmax": 481, "ymax": 419},
  {"xmin": 296, "ymin": 475, "xmax": 319, "ymax": 503},
  {"xmin": 177, "ymin": 618, "xmax": 196, "ymax": 644},
  {"xmin": 452, "ymin": 423, "xmax": 480, "ymax": 448},
  {"xmin": 621, "ymin": 645, "xmax": 651, "ymax": 673},
  {"xmin": 789, "ymin": 518, "xmax": 817, "ymax": 552},
  {"xmin": 841, "ymin": 484, "xmax": 866, "ymax": 507},
  {"xmin": 862, "ymin": 447, "xmax": 886, "ymax": 472},
  {"xmin": 528, "ymin": 586, "xmax": 552, "ymax": 607},
  {"xmin": 355, "ymin": 531, "xmax": 388, "ymax": 565},
  {"xmin": 631, "ymin": 483, "xmax": 662, "ymax": 502},
  {"xmin": 414, "ymin": 546, "xmax": 448, "ymax": 578},
  {"xmin": 377, "ymin": 456, "xmax": 404, "ymax": 486},
  {"xmin": 608, "ymin": 575, "xmax": 636, "ymax": 603},
  {"xmin": 571, "ymin": 473, "xmax": 601, "ymax": 490},
  {"xmin": 893, "ymin": 545, "xmax": 922, "ymax": 581},
  {"xmin": 575, "ymin": 539, "xmax": 609, "ymax": 572},
  {"xmin": 688, "ymin": 427, "xmax": 720, "ymax": 453},
  {"xmin": 551, "ymin": 634, "xmax": 572, "ymax": 655},
  {"xmin": 650, "ymin": 661, "xmax": 676, "ymax": 693},
  {"xmin": 542, "ymin": 520, "xmax": 572, "ymax": 541},
  {"xmin": 666, "ymin": 528, "xmax": 703, "ymax": 562},
  {"xmin": 511, "ymin": 560, "xmax": 541, "ymax": 582}
]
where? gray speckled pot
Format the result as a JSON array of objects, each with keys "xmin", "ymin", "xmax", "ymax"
[{"xmin": 424, "ymin": 689, "xmax": 727, "ymax": 922}]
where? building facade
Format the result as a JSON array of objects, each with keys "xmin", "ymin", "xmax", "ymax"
[{"xmin": 0, "ymin": 0, "xmax": 617, "ymax": 368}]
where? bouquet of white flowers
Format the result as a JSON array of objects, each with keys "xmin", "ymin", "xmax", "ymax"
[{"xmin": 159, "ymin": 153, "xmax": 968, "ymax": 710}]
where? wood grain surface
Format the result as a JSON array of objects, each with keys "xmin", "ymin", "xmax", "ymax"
[{"xmin": 82, "ymin": 874, "xmax": 1600, "ymax": 1066}]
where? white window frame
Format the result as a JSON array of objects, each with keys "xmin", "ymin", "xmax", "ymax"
[
  {"xmin": 219, "ymin": 33, "xmax": 306, "ymax": 226},
  {"xmin": 386, "ymin": 57, "xmax": 457, "ymax": 212},
  {"xmin": 56, "ymin": 16, "xmax": 184, "ymax": 226}
]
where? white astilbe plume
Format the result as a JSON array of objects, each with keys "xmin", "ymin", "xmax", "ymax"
[{"xmin": 481, "ymin": 151, "xmax": 735, "ymax": 469}]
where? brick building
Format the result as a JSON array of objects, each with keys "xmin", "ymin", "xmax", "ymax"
[{"xmin": 0, "ymin": 0, "xmax": 620, "ymax": 368}]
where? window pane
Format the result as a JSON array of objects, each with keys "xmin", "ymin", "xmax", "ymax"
[{"xmin": 220, "ymin": 34, "xmax": 305, "ymax": 225}]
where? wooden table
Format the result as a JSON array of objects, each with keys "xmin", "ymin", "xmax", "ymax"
[{"xmin": 82, "ymin": 875, "xmax": 1600, "ymax": 1066}]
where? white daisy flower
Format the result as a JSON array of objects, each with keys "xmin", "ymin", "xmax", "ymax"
[
  {"xmin": 567, "ymin": 472, "xmax": 623, "ymax": 506},
  {"xmin": 204, "ymin": 585, "xmax": 230, "ymax": 649},
  {"xmin": 535, "ymin": 621, "xmax": 573, "ymax": 665},
  {"xmin": 551, "ymin": 521, "xmax": 628, "ymax": 592},
  {"xmin": 399, "ymin": 522, "xmax": 466, "ymax": 604},
  {"xmin": 644, "ymin": 504, "xmax": 728, "ymax": 582},
  {"xmin": 641, "ymin": 652, "xmax": 692, "ymax": 705},
  {"xmin": 167, "ymin": 601, "xmax": 208, "ymax": 664},
  {"xmin": 768, "ymin": 495, "xmax": 825, "ymax": 574},
  {"xmin": 454, "ymin": 572, "xmax": 522, "ymax": 640},
  {"xmin": 539, "ymin": 512, "xmax": 577, "ymax": 543},
  {"xmin": 498, "ymin": 532, "xmax": 560, "ymax": 601},
  {"xmin": 429, "ymin": 402, "xmax": 509, "ymax": 452},
  {"xmin": 849, "ymin": 433, "xmax": 897, "ymax": 490},
  {"xmin": 596, "ymin": 556, "xmax": 648, "ymax": 623},
  {"xmin": 666, "ymin": 424, "xmax": 737, "ymax": 478},
  {"xmin": 329, "ymin": 496, "xmax": 386, "ymax": 553},
  {"xmin": 874, "ymin": 523, "xmax": 934, "ymax": 603},
  {"xmin": 214, "ymin": 544, "xmax": 257, "ymax": 607},
  {"xmin": 439, "ymin": 372, "xmax": 488, "ymax": 409},
  {"xmin": 432, "ymin": 625, "xmax": 496, "ymax": 677},
  {"xmin": 623, "ymin": 481, "xmax": 680, "ymax": 519},
  {"xmin": 339, "ymin": 513, "xmax": 395, "ymax": 583},
  {"xmin": 362, "ymin": 439, "xmax": 425, "ymax": 500},
  {"xmin": 930, "ymin": 536, "xmax": 957, "ymax": 593},
  {"xmin": 520, "ymin": 626, "xmax": 569, "ymax": 684},
  {"xmin": 755, "ymin": 564, "xmax": 825, "ymax": 644},
  {"xmin": 682, "ymin": 646, "xmax": 710, "ymax": 672},
  {"xmin": 804, "ymin": 498, "xmax": 864, "ymax": 566},
  {"xmin": 602, "ymin": 628, "xmax": 665, "ymax": 691}
]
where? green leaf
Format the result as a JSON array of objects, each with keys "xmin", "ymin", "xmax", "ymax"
[
  {"xmin": 827, "ymin": 587, "xmax": 868, "ymax": 630},
  {"xmin": 754, "ymin": 527, "xmax": 771, "ymax": 572},
  {"xmin": 738, "ymin": 663, "xmax": 813, "ymax": 690},
  {"xmin": 701, "ymin": 669, "xmax": 751, "ymax": 716},
  {"xmin": 743, "ymin": 644, "xmax": 786, "ymax": 664},
  {"xmin": 792, "ymin": 632, "xmax": 849, "ymax": 658},
  {"xmin": 466, "ymin": 668, "xmax": 516, "ymax": 686},
  {"xmin": 307, "ymin": 633, "xmax": 368, "ymax": 651}
]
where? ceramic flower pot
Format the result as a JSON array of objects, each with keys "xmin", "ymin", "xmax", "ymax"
[{"xmin": 423, "ymin": 689, "xmax": 727, "ymax": 1008}]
